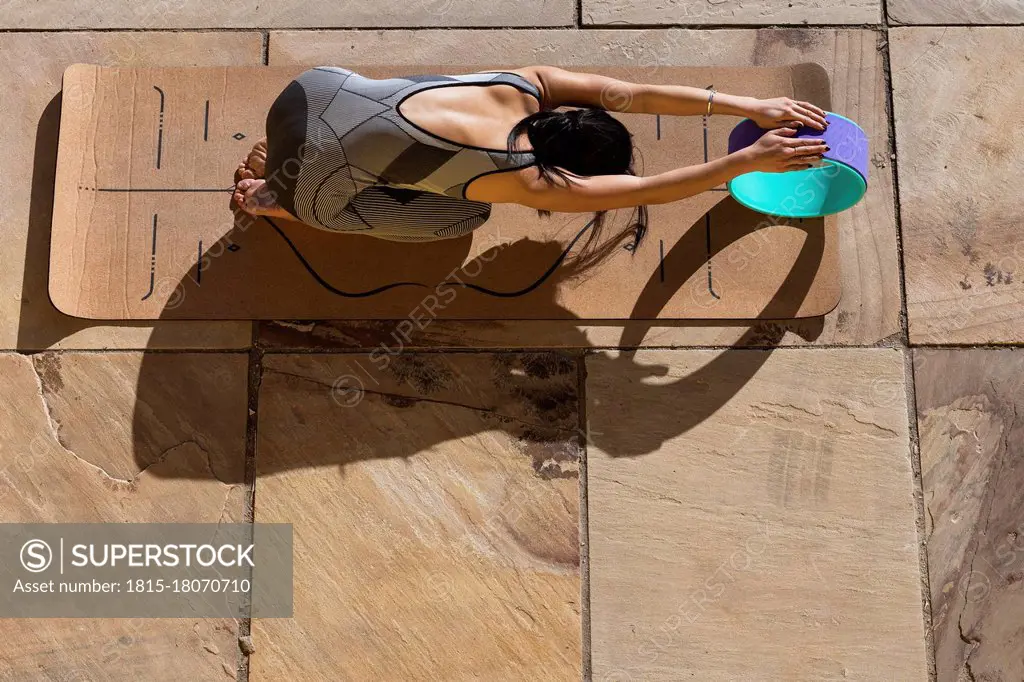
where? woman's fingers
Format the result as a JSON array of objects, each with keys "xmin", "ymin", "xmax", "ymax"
[
  {"xmin": 785, "ymin": 148, "xmax": 825, "ymax": 165},
  {"xmin": 799, "ymin": 114, "xmax": 820, "ymax": 130},
  {"xmin": 795, "ymin": 104, "xmax": 828, "ymax": 129},
  {"xmin": 784, "ymin": 137, "xmax": 827, "ymax": 149},
  {"xmin": 798, "ymin": 113, "xmax": 825, "ymax": 130},
  {"xmin": 780, "ymin": 114, "xmax": 823, "ymax": 131},
  {"xmin": 788, "ymin": 154, "xmax": 822, "ymax": 163},
  {"xmin": 798, "ymin": 100, "xmax": 828, "ymax": 118},
  {"xmin": 791, "ymin": 143, "xmax": 829, "ymax": 157},
  {"xmin": 772, "ymin": 126, "xmax": 798, "ymax": 137},
  {"xmin": 783, "ymin": 107, "xmax": 824, "ymax": 130},
  {"xmin": 785, "ymin": 157, "xmax": 821, "ymax": 169}
]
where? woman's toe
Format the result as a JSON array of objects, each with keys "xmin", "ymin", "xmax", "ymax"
[{"xmin": 232, "ymin": 180, "xmax": 257, "ymax": 211}]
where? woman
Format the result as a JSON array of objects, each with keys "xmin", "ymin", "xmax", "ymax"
[{"xmin": 233, "ymin": 65, "xmax": 827, "ymax": 249}]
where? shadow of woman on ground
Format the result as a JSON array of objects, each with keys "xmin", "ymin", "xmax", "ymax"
[{"xmin": 127, "ymin": 196, "xmax": 827, "ymax": 481}]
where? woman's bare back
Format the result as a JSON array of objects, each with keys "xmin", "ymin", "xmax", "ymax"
[{"xmin": 396, "ymin": 80, "xmax": 540, "ymax": 151}]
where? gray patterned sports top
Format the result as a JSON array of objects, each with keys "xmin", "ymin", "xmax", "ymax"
[{"xmin": 264, "ymin": 67, "xmax": 541, "ymax": 239}]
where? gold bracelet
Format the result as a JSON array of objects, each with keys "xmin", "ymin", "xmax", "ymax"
[{"xmin": 706, "ymin": 89, "xmax": 716, "ymax": 117}]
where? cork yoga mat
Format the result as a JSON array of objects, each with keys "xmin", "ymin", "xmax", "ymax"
[{"xmin": 50, "ymin": 63, "xmax": 839, "ymax": 321}]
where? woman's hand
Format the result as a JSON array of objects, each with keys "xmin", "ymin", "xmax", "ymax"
[
  {"xmin": 738, "ymin": 127, "xmax": 828, "ymax": 173},
  {"xmin": 743, "ymin": 96, "xmax": 828, "ymax": 131}
]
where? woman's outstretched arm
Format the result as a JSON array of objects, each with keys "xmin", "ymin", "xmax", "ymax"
[
  {"xmin": 468, "ymin": 127, "xmax": 827, "ymax": 212},
  {"xmin": 517, "ymin": 65, "xmax": 828, "ymax": 131},
  {"xmin": 515, "ymin": 153, "xmax": 750, "ymax": 213}
]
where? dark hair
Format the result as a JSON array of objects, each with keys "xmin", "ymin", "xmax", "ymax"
[{"xmin": 507, "ymin": 108, "xmax": 648, "ymax": 271}]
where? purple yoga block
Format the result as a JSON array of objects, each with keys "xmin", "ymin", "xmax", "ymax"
[{"xmin": 726, "ymin": 113, "xmax": 869, "ymax": 184}]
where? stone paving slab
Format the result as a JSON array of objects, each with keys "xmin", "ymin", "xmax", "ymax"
[
  {"xmin": 914, "ymin": 348, "xmax": 1024, "ymax": 682},
  {"xmin": 585, "ymin": 348, "xmax": 927, "ymax": 680},
  {"xmin": 0, "ymin": 32, "xmax": 258, "ymax": 350},
  {"xmin": 250, "ymin": 353, "xmax": 582, "ymax": 681},
  {"xmin": 583, "ymin": 0, "xmax": 880, "ymax": 26},
  {"xmin": 263, "ymin": 29, "xmax": 898, "ymax": 349},
  {"xmin": 889, "ymin": 0, "xmax": 1024, "ymax": 25},
  {"xmin": 891, "ymin": 27, "xmax": 1024, "ymax": 343},
  {"xmin": 0, "ymin": 352, "xmax": 249, "ymax": 680},
  {"xmin": 0, "ymin": 0, "xmax": 573, "ymax": 29}
]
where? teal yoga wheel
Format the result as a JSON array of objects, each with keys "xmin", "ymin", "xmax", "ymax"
[{"xmin": 726, "ymin": 113, "xmax": 868, "ymax": 219}]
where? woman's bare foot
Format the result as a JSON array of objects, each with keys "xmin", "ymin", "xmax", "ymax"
[
  {"xmin": 234, "ymin": 137, "xmax": 269, "ymax": 182},
  {"xmin": 248, "ymin": 138, "xmax": 268, "ymax": 175},
  {"xmin": 235, "ymin": 159, "xmax": 255, "ymax": 182},
  {"xmin": 247, "ymin": 138, "xmax": 268, "ymax": 176},
  {"xmin": 233, "ymin": 178, "xmax": 294, "ymax": 220}
]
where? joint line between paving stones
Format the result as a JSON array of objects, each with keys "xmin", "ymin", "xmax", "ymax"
[
  {"xmin": 901, "ymin": 348, "xmax": 938, "ymax": 682},
  {"xmin": 3, "ymin": 349, "xmax": 255, "ymax": 356},
  {"xmin": 245, "ymin": 323, "xmax": 260, "ymax": 523},
  {"xmin": 878, "ymin": 10, "xmax": 911, "ymax": 349},
  {"xmin": 238, "ymin": 325, "xmax": 262, "ymax": 682},
  {"xmin": 0, "ymin": 25, "xmax": 580, "ymax": 33},
  {"xmin": 577, "ymin": 351, "xmax": 592, "ymax": 681},
  {"xmin": 249, "ymin": 339, "xmax": 1006, "ymax": 353},
  {"xmin": 907, "ymin": 342, "xmax": 1024, "ymax": 349},
  {"xmin": 6, "ymin": 338, "xmax": 1024, "ymax": 357},
  {"xmin": 580, "ymin": 21, "xmax": 1024, "ymax": 29},
  {"xmin": 261, "ymin": 30, "xmax": 270, "ymax": 65},
  {"xmin": 0, "ymin": 27, "xmax": 282, "ymax": 34},
  {"xmin": 579, "ymin": 22, "xmax": 887, "ymax": 30},
  {"xmin": 2, "ymin": 21, "xmax": 1024, "ymax": 35},
  {"xmin": 3, "ymin": 23, "xmax": 1007, "ymax": 35},
  {"xmin": 850, "ymin": 21, "xmax": 1024, "ymax": 28}
]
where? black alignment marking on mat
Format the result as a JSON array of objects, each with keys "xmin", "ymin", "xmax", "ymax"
[
  {"xmin": 141, "ymin": 214, "xmax": 158, "ymax": 301},
  {"xmin": 659, "ymin": 239, "xmax": 665, "ymax": 283},
  {"xmin": 441, "ymin": 217, "xmax": 598, "ymax": 298},
  {"xmin": 701, "ymin": 89, "xmax": 720, "ymax": 301},
  {"xmin": 702, "ymin": 113, "xmax": 710, "ymax": 162},
  {"xmin": 705, "ymin": 213, "xmax": 720, "ymax": 300},
  {"xmin": 263, "ymin": 217, "xmax": 427, "ymax": 297},
  {"xmin": 197, "ymin": 240, "xmax": 203, "ymax": 286},
  {"xmin": 203, "ymin": 100, "xmax": 210, "ymax": 142},
  {"xmin": 153, "ymin": 86, "xmax": 165, "ymax": 170},
  {"xmin": 656, "ymin": 115, "xmax": 661, "ymax": 141}
]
